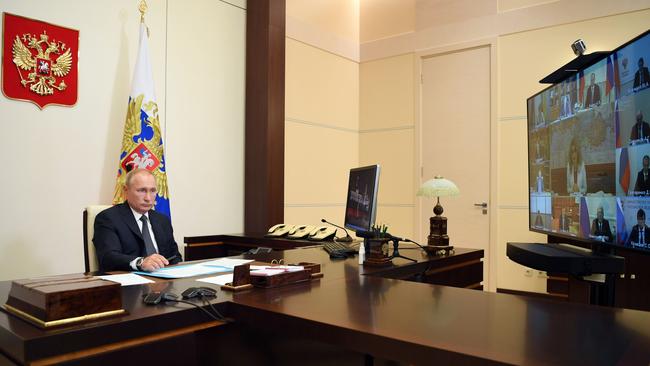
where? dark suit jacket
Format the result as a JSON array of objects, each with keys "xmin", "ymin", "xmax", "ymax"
[
  {"xmin": 627, "ymin": 225, "xmax": 650, "ymax": 246},
  {"xmin": 634, "ymin": 170, "xmax": 650, "ymax": 194},
  {"xmin": 93, "ymin": 202, "xmax": 182, "ymax": 271},
  {"xmin": 634, "ymin": 67, "xmax": 650, "ymax": 88},
  {"xmin": 630, "ymin": 121, "xmax": 650, "ymax": 141},
  {"xmin": 585, "ymin": 84, "xmax": 601, "ymax": 106},
  {"xmin": 591, "ymin": 218, "xmax": 612, "ymax": 242}
]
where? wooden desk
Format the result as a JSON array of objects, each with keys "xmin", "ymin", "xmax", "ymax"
[{"xmin": 2, "ymin": 247, "xmax": 650, "ymax": 365}]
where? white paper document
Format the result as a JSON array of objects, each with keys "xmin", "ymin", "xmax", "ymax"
[
  {"xmin": 197, "ymin": 274, "xmax": 234, "ymax": 286},
  {"xmin": 98, "ymin": 273, "xmax": 154, "ymax": 286},
  {"xmin": 201, "ymin": 258, "xmax": 254, "ymax": 269},
  {"xmin": 134, "ymin": 264, "xmax": 230, "ymax": 279}
]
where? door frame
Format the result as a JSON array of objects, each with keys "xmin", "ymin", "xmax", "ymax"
[{"xmin": 414, "ymin": 37, "xmax": 498, "ymax": 291}]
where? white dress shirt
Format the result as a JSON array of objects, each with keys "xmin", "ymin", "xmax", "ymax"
[{"xmin": 128, "ymin": 206, "xmax": 159, "ymax": 270}]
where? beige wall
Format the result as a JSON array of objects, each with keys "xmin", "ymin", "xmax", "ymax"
[
  {"xmin": 0, "ymin": 0, "xmax": 246, "ymax": 281},
  {"xmin": 284, "ymin": 1, "xmax": 360, "ymax": 231},
  {"xmin": 359, "ymin": 54, "xmax": 416, "ymax": 237},
  {"xmin": 360, "ymin": 0, "xmax": 415, "ymax": 43}
]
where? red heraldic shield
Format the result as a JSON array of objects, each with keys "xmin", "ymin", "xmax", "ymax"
[{"xmin": 2, "ymin": 13, "xmax": 79, "ymax": 109}]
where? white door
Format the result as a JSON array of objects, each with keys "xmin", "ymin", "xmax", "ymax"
[{"xmin": 420, "ymin": 45, "xmax": 491, "ymax": 288}]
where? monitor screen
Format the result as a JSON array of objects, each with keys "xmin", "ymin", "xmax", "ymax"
[
  {"xmin": 344, "ymin": 165, "xmax": 380, "ymax": 232},
  {"xmin": 527, "ymin": 29, "xmax": 650, "ymax": 253}
]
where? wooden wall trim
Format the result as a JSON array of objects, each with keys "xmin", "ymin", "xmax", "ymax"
[{"xmin": 245, "ymin": 0, "xmax": 286, "ymax": 233}]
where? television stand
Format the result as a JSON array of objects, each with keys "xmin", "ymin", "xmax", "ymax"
[{"xmin": 506, "ymin": 242, "xmax": 624, "ymax": 306}]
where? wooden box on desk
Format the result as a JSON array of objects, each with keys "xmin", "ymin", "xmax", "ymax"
[
  {"xmin": 3, "ymin": 274, "xmax": 125, "ymax": 328},
  {"xmin": 250, "ymin": 269, "xmax": 312, "ymax": 288}
]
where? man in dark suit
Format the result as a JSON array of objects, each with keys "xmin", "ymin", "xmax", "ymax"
[
  {"xmin": 634, "ymin": 155, "xmax": 650, "ymax": 195},
  {"xmin": 93, "ymin": 169, "xmax": 182, "ymax": 272},
  {"xmin": 634, "ymin": 57, "xmax": 650, "ymax": 89},
  {"xmin": 591, "ymin": 207, "xmax": 612, "ymax": 242},
  {"xmin": 630, "ymin": 111, "xmax": 650, "ymax": 141},
  {"xmin": 627, "ymin": 208, "xmax": 650, "ymax": 248},
  {"xmin": 584, "ymin": 73, "xmax": 601, "ymax": 107}
]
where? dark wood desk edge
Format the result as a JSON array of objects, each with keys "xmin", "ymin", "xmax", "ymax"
[
  {"xmin": 227, "ymin": 302, "xmax": 509, "ymax": 366},
  {"xmin": 24, "ymin": 320, "xmax": 224, "ymax": 366},
  {"xmin": 0, "ymin": 297, "xmax": 229, "ymax": 364}
]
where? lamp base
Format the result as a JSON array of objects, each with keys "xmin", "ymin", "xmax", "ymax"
[
  {"xmin": 428, "ymin": 215, "xmax": 449, "ymax": 246},
  {"xmin": 424, "ymin": 244, "xmax": 455, "ymax": 256}
]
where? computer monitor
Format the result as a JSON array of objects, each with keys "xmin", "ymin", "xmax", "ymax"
[{"xmin": 344, "ymin": 165, "xmax": 380, "ymax": 232}]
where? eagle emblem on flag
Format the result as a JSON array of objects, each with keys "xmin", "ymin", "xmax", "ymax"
[{"xmin": 113, "ymin": 94, "xmax": 169, "ymax": 207}]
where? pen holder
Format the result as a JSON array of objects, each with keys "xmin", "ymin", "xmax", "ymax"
[{"xmin": 363, "ymin": 238, "xmax": 392, "ymax": 267}]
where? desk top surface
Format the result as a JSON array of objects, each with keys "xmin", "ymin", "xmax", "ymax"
[{"xmin": 2, "ymin": 246, "xmax": 650, "ymax": 365}]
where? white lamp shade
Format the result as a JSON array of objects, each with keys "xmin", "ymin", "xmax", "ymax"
[{"xmin": 417, "ymin": 176, "xmax": 460, "ymax": 198}]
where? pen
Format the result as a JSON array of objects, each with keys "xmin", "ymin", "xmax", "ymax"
[{"xmin": 166, "ymin": 255, "xmax": 179, "ymax": 262}]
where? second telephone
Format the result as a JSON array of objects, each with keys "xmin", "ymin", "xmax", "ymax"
[{"xmin": 308, "ymin": 226, "xmax": 336, "ymax": 241}]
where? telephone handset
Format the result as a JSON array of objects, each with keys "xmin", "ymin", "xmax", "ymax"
[
  {"xmin": 265, "ymin": 224, "xmax": 295, "ymax": 237},
  {"xmin": 308, "ymin": 226, "xmax": 337, "ymax": 241},
  {"xmin": 287, "ymin": 225, "xmax": 316, "ymax": 239}
]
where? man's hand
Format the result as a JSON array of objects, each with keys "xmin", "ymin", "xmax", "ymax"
[{"xmin": 141, "ymin": 254, "xmax": 169, "ymax": 272}]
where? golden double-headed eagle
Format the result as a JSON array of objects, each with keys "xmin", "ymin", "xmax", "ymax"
[{"xmin": 12, "ymin": 31, "xmax": 72, "ymax": 96}]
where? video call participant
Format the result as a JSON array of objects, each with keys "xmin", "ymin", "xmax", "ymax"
[
  {"xmin": 559, "ymin": 208, "xmax": 571, "ymax": 232},
  {"xmin": 634, "ymin": 57, "xmax": 650, "ymax": 89},
  {"xmin": 560, "ymin": 83, "xmax": 573, "ymax": 118},
  {"xmin": 627, "ymin": 208, "xmax": 650, "ymax": 248},
  {"xmin": 93, "ymin": 169, "xmax": 182, "ymax": 272},
  {"xmin": 591, "ymin": 206, "xmax": 613, "ymax": 242},
  {"xmin": 566, "ymin": 137, "xmax": 587, "ymax": 194},
  {"xmin": 534, "ymin": 210, "xmax": 543, "ymax": 228},
  {"xmin": 536, "ymin": 103, "xmax": 545, "ymax": 126},
  {"xmin": 630, "ymin": 111, "xmax": 650, "ymax": 142},
  {"xmin": 634, "ymin": 155, "xmax": 650, "ymax": 195},
  {"xmin": 584, "ymin": 73, "xmax": 601, "ymax": 107}
]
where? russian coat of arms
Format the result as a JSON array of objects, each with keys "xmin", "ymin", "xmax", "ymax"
[{"xmin": 2, "ymin": 13, "xmax": 79, "ymax": 109}]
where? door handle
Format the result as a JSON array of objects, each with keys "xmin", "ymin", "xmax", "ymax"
[{"xmin": 474, "ymin": 202, "xmax": 488, "ymax": 208}]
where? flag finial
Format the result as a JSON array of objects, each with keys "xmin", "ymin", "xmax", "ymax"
[{"xmin": 138, "ymin": 0, "xmax": 148, "ymax": 23}]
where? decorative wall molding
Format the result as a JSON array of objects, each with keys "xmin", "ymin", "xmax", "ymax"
[{"xmin": 286, "ymin": 15, "xmax": 359, "ymax": 62}]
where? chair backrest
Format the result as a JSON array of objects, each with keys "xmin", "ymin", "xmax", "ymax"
[{"xmin": 83, "ymin": 205, "xmax": 112, "ymax": 273}]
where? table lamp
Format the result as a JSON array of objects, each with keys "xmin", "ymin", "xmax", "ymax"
[{"xmin": 417, "ymin": 176, "xmax": 460, "ymax": 254}]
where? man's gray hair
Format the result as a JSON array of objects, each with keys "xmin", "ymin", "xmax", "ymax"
[{"xmin": 124, "ymin": 169, "xmax": 155, "ymax": 187}]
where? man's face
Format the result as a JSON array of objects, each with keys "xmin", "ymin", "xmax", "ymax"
[
  {"xmin": 644, "ymin": 157, "xmax": 649, "ymax": 169},
  {"xmin": 637, "ymin": 112, "xmax": 643, "ymax": 123},
  {"xmin": 638, "ymin": 216, "xmax": 646, "ymax": 228},
  {"xmin": 639, "ymin": 59, "xmax": 644, "ymax": 69},
  {"xmin": 597, "ymin": 208, "xmax": 604, "ymax": 220},
  {"xmin": 124, "ymin": 172, "xmax": 157, "ymax": 214},
  {"xmin": 590, "ymin": 74, "xmax": 596, "ymax": 86}
]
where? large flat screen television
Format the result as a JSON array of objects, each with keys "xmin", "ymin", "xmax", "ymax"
[{"xmin": 528, "ymin": 29, "xmax": 650, "ymax": 252}]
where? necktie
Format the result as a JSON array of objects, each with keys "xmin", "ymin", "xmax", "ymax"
[
  {"xmin": 140, "ymin": 215, "xmax": 157, "ymax": 256},
  {"xmin": 640, "ymin": 124, "xmax": 644, "ymax": 140},
  {"xmin": 641, "ymin": 228, "xmax": 645, "ymax": 244}
]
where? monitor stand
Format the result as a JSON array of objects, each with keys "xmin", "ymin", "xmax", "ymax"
[{"xmin": 506, "ymin": 242, "xmax": 624, "ymax": 306}]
